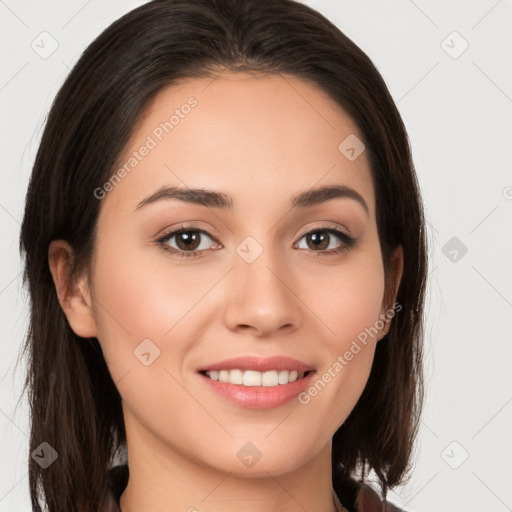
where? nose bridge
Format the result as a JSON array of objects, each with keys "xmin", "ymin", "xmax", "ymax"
[{"xmin": 223, "ymin": 233, "xmax": 300, "ymax": 335}]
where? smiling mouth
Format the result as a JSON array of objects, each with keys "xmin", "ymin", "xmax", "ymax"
[{"xmin": 199, "ymin": 369, "xmax": 314, "ymax": 387}]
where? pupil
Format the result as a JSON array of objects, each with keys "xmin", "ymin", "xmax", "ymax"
[
  {"xmin": 309, "ymin": 232, "xmax": 328, "ymax": 250},
  {"xmin": 178, "ymin": 231, "xmax": 199, "ymax": 250}
]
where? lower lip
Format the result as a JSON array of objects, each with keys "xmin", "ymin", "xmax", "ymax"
[{"xmin": 198, "ymin": 371, "xmax": 316, "ymax": 409}]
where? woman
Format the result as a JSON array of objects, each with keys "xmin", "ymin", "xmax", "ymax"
[{"xmin": 19, "ymin": 0, "xmax": 427, "ymax": 511}]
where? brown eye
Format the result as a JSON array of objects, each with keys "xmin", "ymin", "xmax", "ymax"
[
  {"xmin": 304, "ymin": 231, "xmax": 330, "ymax": 251},
  {"xmin": 158, "ymin": 227, "xmax": 218, "ymax": 258},
  {"xmin": 174, "ymin": 230, "xmax": 202, "ymax": 251},
  {"xmin": 296, "ymin": 228, "xmax": 355, "ymax": 253}
]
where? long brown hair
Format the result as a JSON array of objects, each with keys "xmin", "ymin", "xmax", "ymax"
[{"xmin": 19, "ymin": 0, "xmax": 427, "ymax": 510}]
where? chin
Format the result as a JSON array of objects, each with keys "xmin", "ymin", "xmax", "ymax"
[{"xmin": 197, "ymin": 441, "xmax": 316, "ymax": 478}]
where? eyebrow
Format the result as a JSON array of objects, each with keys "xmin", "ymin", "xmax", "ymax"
[{"xmin": 134, "ymin": 184, "xmax": 369, "ymax": 215}]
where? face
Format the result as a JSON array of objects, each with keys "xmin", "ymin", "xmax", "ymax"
[{"xmin": 75, "ymin": 72, "xmax": 402, "ymax": 477}]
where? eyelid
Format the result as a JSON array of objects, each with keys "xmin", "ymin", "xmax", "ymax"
[
  {"xmin": 156, "ymin": 220, "xmax": 351, "ymax": 245},
  {"xmin": 155, "ymin": 220, "xmax": 356, "ymax": 261},
  {"xmin": 296, "ymin": 221, "xmax": 351, "ymax": 238},
  {"xmin": 155, "ymin": 221, "xmax": 222, "ymax": 242}
]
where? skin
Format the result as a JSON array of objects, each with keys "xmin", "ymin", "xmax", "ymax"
[{"xmin": 49, "ymin": 71, "xmax": 403, "ymax": 512}]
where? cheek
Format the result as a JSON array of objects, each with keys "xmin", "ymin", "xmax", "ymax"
[
  {"xmin": 306, "ymin": 250, "xmax": 386, "ymax": 351},
  {"xmin": 299, "ymin": 248, "xmax": 385, "ymax": 416},
  {"xmin": 89, "ymin": 240, "xmax": 209, "ymax": 373},
  {"xmin": 89, "ymin": 245, "xmax": 207, "ymax": 426},
  {"xmin": 93, "ymin": 235, "xmax": 216, "ymax": 326}
]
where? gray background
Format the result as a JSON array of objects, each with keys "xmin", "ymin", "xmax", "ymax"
[{"xmin": 1, "ymin": 1, "xmax": 511, "ymax": 510}]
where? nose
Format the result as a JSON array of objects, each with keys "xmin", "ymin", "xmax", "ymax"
[{"xmin": 222, "ymin": 241, "xmax": 302, "ymax": 337}]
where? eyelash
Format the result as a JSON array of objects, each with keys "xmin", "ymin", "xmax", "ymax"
[{"xmin": 155, "ymin": 224, "xmax": 357, "ymax": 259}]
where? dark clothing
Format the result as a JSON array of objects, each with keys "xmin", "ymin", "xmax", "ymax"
[{"xmin": 104, "ymin": 464, "xmax": 406, "ymax": 512}]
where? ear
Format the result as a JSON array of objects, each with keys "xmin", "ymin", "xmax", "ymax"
[
  {"xmin": 379, "ymin": 245, "xmax": 404, "ymax": 340},
  {"xmin": 48, "ymin": 240, "xmax": 98, "ymax": 338}
]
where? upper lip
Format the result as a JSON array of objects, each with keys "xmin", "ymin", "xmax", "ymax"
[{"xmin": 198, "ymin": 356, "xmax": 315, "ymax": 373}]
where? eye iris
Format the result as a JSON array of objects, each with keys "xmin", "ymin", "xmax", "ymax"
[
  {"xmin": 176, "ymin": 231, "xmax": 200, "ymax": 251},
  {"xmin": 169, "ymin": 229, "xmax": 340, "ymax": 253},
  {"xmin": 308, "ymin": 231, "xmax": 329, "ymax": 250}
]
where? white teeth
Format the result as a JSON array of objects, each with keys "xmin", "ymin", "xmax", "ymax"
[
  {"xmin": 261, "ymin": 370, "xmax": 278, "ymax": 387},
  {"xmin": 243, "ymin": 370, "xmax": 261, "ymax": 386},
  {"xmin": 229, "ymin": 369, "xmax": 244, "ymax": 384},
  {"xmin": 204, "ymin": 369, "xmax": 307, "ymax": 386},
  {"xmin": 278, "ymin": 369, "xmax": 289, "ymax": 384}
]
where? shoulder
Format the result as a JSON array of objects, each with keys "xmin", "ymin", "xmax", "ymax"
[
  {"xmin": 103, "ymin": 464, "xmax": 129, "ymax": 512},
  {"xmin": 334, "ymin": 474, "xmax": 407, "ymax": 512},
  {"xmin": 353, "ymin": 481, "xmax": 406, "ymax": 512}
]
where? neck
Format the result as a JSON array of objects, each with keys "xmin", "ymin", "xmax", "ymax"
[{"xmin": 119, "ymin": 414, "xmax": 341, "ymax": 512}]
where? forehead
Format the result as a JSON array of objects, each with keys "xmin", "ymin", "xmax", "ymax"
[{"xmin": 101, "ymin": 71, "xmax": 375, "ymax": 218}]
